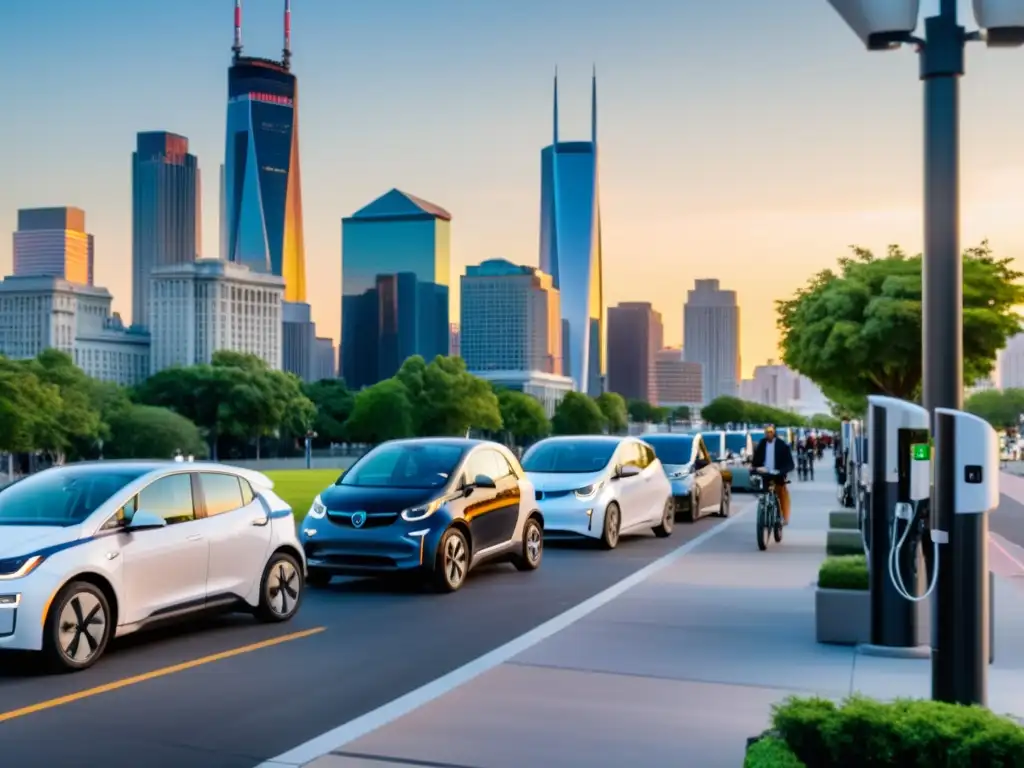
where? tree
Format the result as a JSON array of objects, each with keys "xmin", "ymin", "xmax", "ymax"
[
  {"xmin": 304, "ymin": 379, "xmax": 354, "ymax": 444},
  {"xmin": 809, "ymin": 413, "xmax": 842, "ymax": 432},
  {"xmin": 595, "ymin": 392, "xmax": 628, "ymax": 433},
  {"xmin": 670, "ymin": 405, "xmax": 691, "ymax": 422},
  {"xmin": 0, "ymin": 360, "xmax": 62, "ymax": 455},
  {"xmin": 134, "ymin": 363, "xmax": 233, "ymax": 456},
  {"xmin": 777, "ymin": 241, "xmax": 1024, "ymax": 402},
  {"xmin": 700, "ymin": 396, "xmax": 747, "ymax": 427},
  {"xmin": 627, "ymin": 399, "xmax": 669, "ymax": 424},
  {"xmin": 24, "ymin": 350, "xmax": 102, "ymax": 462},
  {"xmin": 343, "ymin": 379, "xmax": 415, "ymax": 443},
  {"xmin": 396, "ymin": 355, "xmax": 502, "ymax": 436},
  {"xmin": 105, "ymin": 405, "xmax": 207, "ymax": 459},
  {"xmin": 552, "ymin": 392, "xmax": 607, "ymax": 435},
  {"xmin": 497, "ymin": 390, "xmax": 550, "ymax": 445},
  {"xmin": 965, "ymin": 388, "xmax": 1024, "ymax": 430}
]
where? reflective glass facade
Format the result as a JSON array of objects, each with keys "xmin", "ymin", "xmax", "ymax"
[
  {"xmin": 223, "ymin": 58, "xmax": 306, "ymax": 302},
  {"xmin": 341, "ymin": 190, "xmax": 451, "ymax": 389}
]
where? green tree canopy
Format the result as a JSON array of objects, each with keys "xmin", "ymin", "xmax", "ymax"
[
  {"xmin": 700, "ymin": 396, "xmax": 806, "ymax": 428},
  {"xmin": 627, "ymin": 399, "xmax": 670, "ymax": 424},
  {"xmin": 344, "ymin": 379, "xmax": 415, "ymax": 443},
  {"xmin": 965, "ymin": 388, "xmax": 1024, "ymax": 430},
  {"xmin": 552, "ymin": 391, "xmax": 607, "ymax": 435},
  {"xmin": 105, "ymin": 404, "xmax": 207, "ymax": 459},
  {"xmin": 670, "ymin": 405, "xmax": 691, "ymax": 422},
  {"xmin": 0, "ymin": 359, "xmax": 62, "ymax": 455},
  {"xmin": 595, "ymin": 392, "xmax": 628, "ymax": 433},
  {"xmin": 395, "ymin": 355, "xmax": 501, "ymax": 436},
  {"xmin": 497, "ymin": 389, "xmax": 550, "ymax": 444},
  {"xmin": 25, "ymin": 350, "xmax": 103, "ymax": 460},
  {"xmin": 808, "ymin": 413, "xmax": 842, "ymax": 432},
  {"xmin": 777, "ymin": 241, "xmax": 1024, "ymax": 402},
  {"xmin": 303, "ymin": 379, "xmax": 354, "ymax": 444}
]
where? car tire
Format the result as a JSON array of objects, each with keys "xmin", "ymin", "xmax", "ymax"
[
  {"xmin": 306, "ymin": 567, "xmax": 332, "ymax": 588},
  {"xmin": 432, "ymin": 527, "xmax": 470, "ymax": 593},
  {"xmin": 600, "ymin": 502, "xmax": 621, "ymax": 550},
  {"xmin": 43, "ymin": 580, "xmax": 113, "ymax": 673},
  {"xmin": 717, "ymin": 488, "xmax": 731, "ymax": 518},
  {"xmin": 653, "ymin": 498, "xmax": 674, "ymax": 538},
  {"xmin": 255, "ymin": 551, "xmax": 303, "ymax": 623},
  {"xmin": 513, "ymin": 516, "xmax": 543, "ymax": 572}
]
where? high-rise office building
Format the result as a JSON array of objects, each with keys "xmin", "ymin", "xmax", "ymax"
[
  {"xmin": 282, "ymin": 300, "xmax": 316, "ymax": 381},
  {"xmin": 132, "ymin": 131, "xmax": 201, "ymax": 327},
  {"xmin": 654, "ymin": 348, "xmax": 703, "ymax": 407},
  {"xmin": 607, "ymin": 302, "xmax": 662, "ymax": 403},
  {"xmin": 222, "ymin": 0, "xmax": 306, "ymax": 302},
  {"xmin": 683, "ymin": 279, "xmax": 740, "ymax": 403},
  {"xmin": 449, "ymin": 323, "xmax": 461, "ymax": 358},
  {"xmin": 340, "ymin": 189, "xmax": 451, "ymax": 389},
  {"xmin": 460, "ymin": 259, "xmax": 562, "ymax": 375},
  {"xmin": 312, "ymin": 337, "xmax": 336, "ymax": 381},
  {"xmin": 747, "ymin": 360, "xmax": 830, "ymax": 416},
  {"xmin": 13, "ymin": 207, "xmax": 92, "ymax": 286},
  {"xmin": 539, "ymin": 71, "xmax": 603, "ymax": 395}
]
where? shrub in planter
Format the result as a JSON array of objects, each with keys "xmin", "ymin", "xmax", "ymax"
[
  {"xmin": 743, "ymin": 735, "xmax": 804, "ymax": 767},
  {"xmin": 817, "ymin": 555, "xmax": 868, "ymax": 591}
]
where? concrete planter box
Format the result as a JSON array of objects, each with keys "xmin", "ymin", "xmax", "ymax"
[
  {"xmin": 826, "ymin": 529, "xmax": 864, "ymax": 556},
  {"xmin": 829, "ymin": 509, "xmax": 859, "ymax": 530},
  {"xmin": 815, "ymin": 587, "xmax": 869, "ymax": 645}
]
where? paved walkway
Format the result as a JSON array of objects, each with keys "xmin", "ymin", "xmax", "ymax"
[{"xmin": 286, "ymin": 471, "xmax": 1024, "ymax": 768}]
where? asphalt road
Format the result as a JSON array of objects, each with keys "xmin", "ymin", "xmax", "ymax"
[
  {"xmin": 992, "ymin": 493, "xmax": 1024, "ymax": 549},
  {"xmin": 0, "ymin": 514, "xmax": 728, "ymax": 767}
]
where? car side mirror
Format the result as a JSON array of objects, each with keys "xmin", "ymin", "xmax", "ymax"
[
  {"xmin": 616, "ymin": 464, "xmax": 641, "ymax": 479},
  {"xmin": 126, "ymin": 510, "xmax": 166, "ymax": 531}
]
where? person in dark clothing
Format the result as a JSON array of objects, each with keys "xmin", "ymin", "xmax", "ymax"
[{"xmin": 751, "ymin": 424, "xmax": 796, "ymax": 524}]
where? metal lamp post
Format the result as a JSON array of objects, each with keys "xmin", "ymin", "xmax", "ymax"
[{"xmin": 826, "ymin": 0, "xmax": 1024, "ymax": 707}]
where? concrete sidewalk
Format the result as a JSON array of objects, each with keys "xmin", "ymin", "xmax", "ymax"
[{"xmin": 299, "ymin": 476, "xmax": 1024, "ymax": 768}]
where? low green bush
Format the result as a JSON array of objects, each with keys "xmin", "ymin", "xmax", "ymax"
[
  {"xmin": 825, "ymin": 529, "xmax": 863, "ymax": 556},
  {"xmin": 818, "ymin": 555, "xmax": 868, "ymax": 590},
  {"xmin": 749, "ymin": 695, "xmax": 1024, "ymax": 768}
]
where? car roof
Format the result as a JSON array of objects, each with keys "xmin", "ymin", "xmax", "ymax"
[
  {"xmin": 41, "ymin": 460, "xmax": 275, "ymax": 490},
  {"xmin": 377, "ymin": 437, "xmax": 488, "ymax": 449},
  {"xmin": 532, "ymin": 435, "xmax": 624, "ymax": 446}
]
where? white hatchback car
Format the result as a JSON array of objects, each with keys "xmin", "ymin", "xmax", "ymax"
[
  {"xmin": 522, "ymin": 436, "xmax": 674, "ymax": 548},
  {"xmin": 0, "ymin": 461, "xmax": 305, "ymax": 671}
]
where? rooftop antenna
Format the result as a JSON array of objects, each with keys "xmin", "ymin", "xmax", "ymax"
[
  {"xmin": 591, "ymin": 64, "xmax": 598, "ymax": 145},
  {"xmin": 552, "ymin": 67, "xmax": 559, "ymax": 147},
  {"xmin": 232, "ymin": 0, "xmax": 243, "ymax": 62},
  {"xmin": 282, "ymin": 0, "xmax": 292, "ymax": 69}
]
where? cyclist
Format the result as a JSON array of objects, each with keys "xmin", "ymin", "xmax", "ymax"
[
  {"xmin": 751, "ymin": 424, "xmax": 795, "ymax": 524},
  {"xmin": 795, "ymin": 438, "xmax": 810, "ymax": 480}
]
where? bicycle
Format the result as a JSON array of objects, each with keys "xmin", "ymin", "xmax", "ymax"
[{"xmin": 752, "ymin": 470, "xmax": 785, "ymax": 551}]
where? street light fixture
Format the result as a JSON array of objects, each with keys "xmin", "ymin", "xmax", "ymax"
[{"xmin": 827, "ymin": 0, "xmax": 1024, "ymax": 709}]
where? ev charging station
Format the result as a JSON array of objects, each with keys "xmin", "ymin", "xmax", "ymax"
[
  {"xmin": 865, "ymin": 396, "xmax": 931, "ymax": 651},
  {"xmin": 931, "ymin": 408, "xmax": 999, "ymax": 705},
  {"xmin": 839, "ymin": 421, "xmax": 855, "ymax": 508}
]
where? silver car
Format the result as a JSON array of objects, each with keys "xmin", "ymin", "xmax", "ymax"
[{"xmin": 522, "ymin": 436, "xmax": 674, "ymax": 549}]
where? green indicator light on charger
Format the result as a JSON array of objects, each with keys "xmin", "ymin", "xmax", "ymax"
[{"xmin": 911, "ymin": 444, "xmax": 930, "ymax": 461}]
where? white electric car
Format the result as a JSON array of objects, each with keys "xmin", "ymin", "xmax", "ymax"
[
  {"xmin": 0, "ymin": 461, "xmax": 305, "ymax": 672},
  {"xmin": 522, "ymin": 436, "xmax": 674, "ymax": 548}
]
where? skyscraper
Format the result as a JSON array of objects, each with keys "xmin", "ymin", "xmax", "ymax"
[
  {"xmin": 341, "ymin": 189, "xmax": 451, "ymax": 389},
  {"xmin": 222, "ymin": 0, "xmax": 306, "ymax": 302},
  {"xmin": 460, "ymin": 259, "xmax": 562, "ymax": 375},
  {"xmin": 132, "ymin": 131, "xmax": 201, "ymax": 327},
  {"xmin": 13, "ymin": 207, "xmax": 92, "ymax": 286},
  {"xmin": 654, "ymin": 348, "xmax": 703, "ymax": 407},
  {"xmin": 539, "ymin": 70, "xmax": 604, "ymax": 395},
  {"xmin": 683, "ymin": 279, "xmax": 741, "ymax": 403},
  {"xmin": 607, "ymin": 302, "xmax": 663, "ymax": 403}
]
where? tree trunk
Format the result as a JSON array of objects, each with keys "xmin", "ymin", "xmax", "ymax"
[{"xmin": 255, "ymin": 437, "xmax": 261, "ymax": 460}]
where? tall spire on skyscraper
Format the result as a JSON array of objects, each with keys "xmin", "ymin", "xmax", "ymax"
[
  {"xmin": 232, "ymin": 0, "xmax": 243, "ymax": 62},
  {"xmin": 552, "ymin": 67, "xmax": 560, "ymax": 147},
  {"xmin": 282, "ymin": 0, "xmax": 292, "ymax": 69},
  {"xmin": 591, "ymin": 65, "xmax": 597, "ymax": 145}
]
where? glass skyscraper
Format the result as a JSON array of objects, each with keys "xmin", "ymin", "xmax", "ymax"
[
  {"xmin": 132, "ymin": 132, "xmax": 201, "ymax": 328},
  {"xmin": 540, "ymin": 71, "xmax": 604, "ymax": 395},
  {"xmin": 221, "ymin": 0, "xmax": 306, "ymax": 303},
  {"xmin": 341, "ymin": 189, "xmax": 451, "ymax": 389}
]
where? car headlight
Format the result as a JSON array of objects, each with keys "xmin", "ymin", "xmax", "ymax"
[
  {"xmin": 308, "ymin": 495, "xmax": 327, "ymax": 519},
  {"xmin": 0, "ymin": 554, "xmax": 45, "ymax": 580},
  {"xmin": 401, "ymin": 498, "xmax": 443, "ymax": 522},
  {"xmin": 574, "ymin": 481, "xmax": 604, "ymax": 500}
]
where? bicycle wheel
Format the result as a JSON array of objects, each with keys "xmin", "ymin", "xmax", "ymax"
[
  {"xmin": 773, "ymin": 496, "xmax": 784, "ymax": 542},
  {"xmin": 756, "ymin": 499, "xmax": 769, "ymax": 551}
]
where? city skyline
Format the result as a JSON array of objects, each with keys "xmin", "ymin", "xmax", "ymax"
[{"xmin": 3, "ymin": 0, "xmax": 1023, "ymax": 377}]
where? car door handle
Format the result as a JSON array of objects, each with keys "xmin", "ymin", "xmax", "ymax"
[
  {"xmin": 251, "ymin": 516, "xmax": 269, "ymax": 526},
  {"xmin": 186, "ymin": 533, "xmax": 203, "ymax": 541}
]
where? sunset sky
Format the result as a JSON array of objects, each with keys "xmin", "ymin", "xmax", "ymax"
[{"xmin": 2, "ymin": 0, "xmax": 1022, "ymax": 378}]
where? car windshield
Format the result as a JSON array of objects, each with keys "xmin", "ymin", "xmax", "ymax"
[
  {"xmin": 643, "ymin": 437, "xmax": 694, "ymax": 465},
  {"xmin": 340, "ymin": 443, "xmax": 465, "ymax": 489},
  {"xmin": 725, "ymin": 433, "xmax": 748, "ymax": 454},
  {"xmin": 0, "ymin": 466, "xmax": 148, "ymax": 526},
  {"xmin": 522, "ymin": 441, "xmax": 617, "ymax": 473}
]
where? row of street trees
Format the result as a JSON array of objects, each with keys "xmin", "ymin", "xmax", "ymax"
[
  {"xmin": 776, "ymin": 241, "xmax": 1023, "ymax": 418},
  {"xmin": 699, "ymin": 396, "xmax": 836, "ymax": 430},
  {"xmin": 964, "ymin": 388, "xmax": 1024, "ymax": 431}
]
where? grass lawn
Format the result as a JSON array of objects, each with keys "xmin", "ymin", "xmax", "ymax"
[{"xmin": 265, "ymin": 469, "xmax": 343, "ymax": 521}]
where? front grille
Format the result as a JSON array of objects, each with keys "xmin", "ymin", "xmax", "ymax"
[
  {"xmin": 326, "ymin": 511, "xmax": 399, "ymax": 529},
  {"xmin": 536, "ymin": 489, "xmax": 573, "ymax": 501},
  {"xmin": 322, "ymin": 554, "xmax": 396, "ymax": 568}
]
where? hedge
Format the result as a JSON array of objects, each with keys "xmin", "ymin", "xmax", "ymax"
[
  {"xmin": 817, "ymin": 555, "xmax": 868, "ymax": 590},
  {"xmin": 745, "ymin": 695, "xmax": 1024, "ymax": 767}
]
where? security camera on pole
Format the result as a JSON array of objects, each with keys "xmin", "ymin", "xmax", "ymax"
[{"xmin": 826, "ymin": 0, "xmax": 1023, "ymax": 706}]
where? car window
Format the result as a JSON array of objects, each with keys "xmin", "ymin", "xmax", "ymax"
[
  {"xmin": 0, "ymin": 466, "xmax": 149, "ymax": 527},
  {"xmin": 697, "ymin": 439, "xmax": 712, "ymax": 464},
  {"xmin": 618, "ymin": 442, "xmax": 643, "ymax": 469},
  {"xmin": 341, "ymin": 442, "xmax": 465, "ymax": 489},
  {"xmin": 138, "ymin": 474, "xmax": 196, "ymax": 525},
  {"xmin": 641, "ymin": 444, "xmax": 657, "ymax": 467},
  {"xmin": 199, "ymin": 473, "xmax": 245, "ymax": 516},
  {"xmin": 240, "ymin": 478, "xmax": 255, "ymax": 505},
  {"xmin": 522, "ymin": 440, "xmax": 618, "ymax": 473},
  {"xmin": 643, "ymin": 436, "xmax": 694, "ymax": 465},
  {"xmin": 464, "ymin": 450, "xmax": 494, "ymax": 483},
  {"xmin": 101, "ymin": 496, "xmax": 137, "ymax": 531},
  {"xmin": 485, "ymin": 450, "xmax": 516, "ymax": 480}
]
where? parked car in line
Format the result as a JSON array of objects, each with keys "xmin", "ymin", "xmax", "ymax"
[
  {"xmin": 643, "ymin": 433, "xmax": 731, "ymax": 521},
  {"xmin": 0, "ymin": 461, "xmax": 304, "ymax": 672},
  {"xmin": 522, "ymin": 435, "xmax": 674, "ymax": 549},
  {"xmin": 729, "ymin": 429, "xmax": 765, "ymax": 493},
  {"xmin": 299, "ymin": 438, "xmax": 543, "ymax": 593}
]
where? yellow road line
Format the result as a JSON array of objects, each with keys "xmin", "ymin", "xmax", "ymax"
[{"xmin": 0, "ymin": 626, "xmax": 326, "ymax": 724}]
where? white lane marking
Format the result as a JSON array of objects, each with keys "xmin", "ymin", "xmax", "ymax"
[{"xmin": 257, "ymin": 501, "xmax": 753, "ymax": 767}]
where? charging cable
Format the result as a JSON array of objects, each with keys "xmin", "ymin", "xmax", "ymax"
[{"xmin": 888, "ymin": 501, "xmax": 939, "ymax": 602}]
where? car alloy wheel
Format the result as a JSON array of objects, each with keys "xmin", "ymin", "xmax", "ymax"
[
  {"xmin": 601, "ymin": 503, "xmax": 621, "ymax": 549},
  {"xmin": 44, "ymin": 581, "xmax": 112, "ymax": 672},
  {"xmin": 256, "ymin": 552, "xmax": 303, "ymax": 622},
  {"xmin": 514, "ymin": 517, "xmax": 543, "ymax": 571},
  {"xmin": 653, "ymin": 498, "xmax": 674, "ymax": 538},
  {"xmin": 526, "ymin": 523, "xmax": 542, "ymax": 564},
  {"xmin": 433, "ymin": 528, "xmax": 470, "ymax": 592}
]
